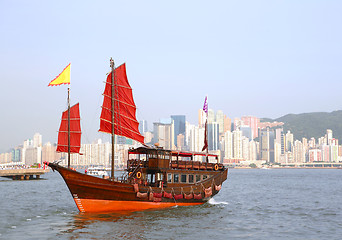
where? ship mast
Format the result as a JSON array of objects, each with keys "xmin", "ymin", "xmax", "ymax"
[
  {"xmin": 110, "ymin": 58, "xmax": 115, "ymax": 181},
  {"xmin": 206, "ymin": 98, "xmax": 209, "ymax": 163},
  {"xmin": 67, "ymin": 87, "xmax": 71, "ymax": 168}
]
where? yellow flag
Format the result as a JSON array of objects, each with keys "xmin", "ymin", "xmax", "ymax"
[{"xmin": 48, "ymin": 63, "xmax": 71, "ymax": 86}]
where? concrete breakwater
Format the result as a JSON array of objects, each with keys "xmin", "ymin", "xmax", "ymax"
[{"xmin": 0, "ymin": 168, "xmax": 49, "ymax": 180}]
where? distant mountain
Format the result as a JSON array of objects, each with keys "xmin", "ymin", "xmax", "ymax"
[{"xmin": 261, "ymin": 110, "xmax": 342, "ymax": 141}]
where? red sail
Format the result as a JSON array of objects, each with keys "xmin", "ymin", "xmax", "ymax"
[
  {"xmin": 99, "ymin": 63, "xmax": 144, "ymax": 144},
  {"xmin": 57, "ymin": 103, "xmax": 82, "ymax": 153}
]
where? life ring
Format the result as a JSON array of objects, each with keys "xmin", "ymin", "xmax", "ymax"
[
  {"xmin": 214, "ymin": 164, "xmax": 219, "ymax": 171},
  {"xmin": 136, "ymin": 171, "xmax": 142, "ymax": 179}
]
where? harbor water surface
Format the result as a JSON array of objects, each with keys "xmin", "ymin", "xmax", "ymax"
[{"xmin": 0, "ymin": 168, "xmax": 341, "ymax": 239}]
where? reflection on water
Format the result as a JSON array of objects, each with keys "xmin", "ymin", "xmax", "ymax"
[{"xmin": 63, "ymin": 203, "xmax": 218, "ymax": 239}]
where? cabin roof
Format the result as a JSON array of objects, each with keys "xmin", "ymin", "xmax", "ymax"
[{"xmin": 128, "ymin": 147, "xmax": 218, "ymax": 158}]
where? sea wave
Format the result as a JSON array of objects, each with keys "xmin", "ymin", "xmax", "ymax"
[{"xmin": 208, "ymin": 198, "xmax": 228, "ymax": 205}]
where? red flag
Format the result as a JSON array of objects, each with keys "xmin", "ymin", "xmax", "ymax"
[{"xmin": 202, "ymin": 120, "xmax": 208, "ymax": 151}]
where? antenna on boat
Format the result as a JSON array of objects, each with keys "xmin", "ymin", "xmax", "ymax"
[{"xmin": 110, "ymin": 58, "xmax": 116, "ymax": 181}]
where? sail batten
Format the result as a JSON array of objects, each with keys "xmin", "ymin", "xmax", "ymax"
[
  {"xmin": 57, "ymin": 103, "xmax": 82, "ymax": 153},
  {"xmin": 99, "ymin": 63, "xmax": 144, "ymax": 144}
]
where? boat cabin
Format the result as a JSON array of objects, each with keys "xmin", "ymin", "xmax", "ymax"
[{"xmin": 126, "ymin": 147, "xmax": 224, "ymax": 187}]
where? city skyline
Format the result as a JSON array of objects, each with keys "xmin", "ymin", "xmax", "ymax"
[
  {"xmin": 2, "ymin": 109, "xmax": 342, "ymax": 167},
  {"xmin": 1, "ymin": 1, "xmax": 342, "ymax": 153}
]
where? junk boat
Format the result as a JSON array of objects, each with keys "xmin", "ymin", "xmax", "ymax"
[{"xmin": 44, "ymin": 59, "xmax": 228, "ymax": 213}]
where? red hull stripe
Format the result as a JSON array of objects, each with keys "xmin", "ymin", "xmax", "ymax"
[{"xmin": 73, "ymin": 198, "xmax": 204, "ymax": 213}]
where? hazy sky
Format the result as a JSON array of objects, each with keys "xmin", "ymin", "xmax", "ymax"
[{"xmin": 1, "ymin": 0, "xmax": 342, "ymax": 152}]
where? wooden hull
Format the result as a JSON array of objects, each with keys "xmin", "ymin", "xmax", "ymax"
[{"xmin": 46, "ymin": 162, "xmax": 228, "ymax": 213}]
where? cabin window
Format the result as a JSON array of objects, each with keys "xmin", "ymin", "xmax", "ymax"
[
  {"xmin": 167, "ymin": 173, "xmax": 172, "ymax": 183},
  {"xmin": 181, "ymin": 174, "xmax": 187, "ymax": 183},
  {"xmin": 157, "ymin": 173, "xmax": 163, "ymax": 181},
  {"xmin": 173, "ymin": 174, "xmax": 179, "ymax": 183},
  {"xmin": 202, "ymin": 175, "xmax": 208, "ymax": 180},
  {"xmin": 196, "ymin": 175, "xmax": 201, "ymax": 182},
  {"xmin": 189, "ymin": 174, "xmax": 194, "ymax": 183},
  {"xmin": 147, "ymin": 174, "xmax": 152, "ymax": 183}
]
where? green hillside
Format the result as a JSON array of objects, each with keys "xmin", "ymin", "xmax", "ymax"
[{"xmin": 261, "ymin": 111, "xmax": 342, "ymax": 141}]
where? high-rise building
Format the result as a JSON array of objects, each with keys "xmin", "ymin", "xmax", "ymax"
[
  {"xmin": 198, "ymin": 109, "xmax": 206, "ymax": 128},
  {"xmin": 232, "ymin": 129, "xmax": 243, "ymax": 159},
  {"xmin": 240, "ymin": 126, "xmax": 252, "ymax": 140},
  {"xmin": 208, "ymin": 109, "xmax": 215, "ymax": 124},
  {"xmin": 224, "ymin": 115, "xmax": 231, "ymax": 133},
  {"xmin": 208, "ymin": 122, "xmax": 219, "ymax": 151},
  {"xmin": 309, "ymin": 149, "xmax": 322, "ymax": 162},
  {"xmin": 42, "ymin": 142, "xmax": 61, "ymax": 163},
  {"xmin": 321, "ymin": 145, "xmax": 330, "ymax": 162},
  {"xmin": 326, "ymin": 129, "xmax": 333, "ymax": 145},
  {"xmin": 189, "ymin": 125, "xmax": 205, "ymax": 161},
  {"xmin": 294, "ymin": 140, "xmax": 305, "ymax": 163},
  {"xmin": 171, "ymin": 115, "xmax": 186, "ymax": 147},
  {"xmin": 143, "ymin": 132, "xmax": 153, "ymax": 144},
  {"xmin": 242, "ymin": 137, "xmax": 249, "ymax": 160},
  {"xmin": 249, "ymin": 140, "xmax": 257, "ymax": 161},
  {"xmin": 25, "ymin": 147, "xmax": 42, "ymax": 165},
  {"xmin": 216, "ymin": 110, "xmax": 224, "ymax": 134},
  {"xmin": 224, "ymin": 131, "xmax": 233, "ymax": 160},
  {"xmin": 241, "ymin": 116, "xmax": 260, "ymax": 139},
  {"xmin": 11, "ymin": 148, "xmax": 21, "ymax": 162},
  {"xmin": 308, "ymin": 137, "xmax": 316, "ymax": 149},
  {"xmin": 233, "ymin": 118, "xmax": 242, "ymax": 130},
  {"xmin": 153, "ymin": 122, "xmax": 174, "ymax": 150},
  {"xmin": 274, "ymin": 141, "xmax": 281, "ymax": 163},
  {"xmin": 176, "ymin": 134, "xmax": 185, "ymax": 151},
  {"xmin": 33, "ymin": 133, "xmax": 42, "ymax": 148},
  {"xmin": 331, "ymin": 145, "xmax": 338, "ymax": 162},
  {"xmin": 259, "ymin": 128, "xmax": 275, "ymax": 163},
  {"xmin": 285, "ymin": 131, "xmax": 294, "ymax": 152},
  {"xmin": 139, "ymin": 120, "xmax": 148, "ymax": 134},
  {"xmin": 275, "ymin": 128, "xmax": 285, "ymax": 154}
]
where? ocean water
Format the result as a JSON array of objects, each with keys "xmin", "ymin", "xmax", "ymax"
[{"xmin": 0, "ymin": 168, "xmax": 341, "ymax": 239}]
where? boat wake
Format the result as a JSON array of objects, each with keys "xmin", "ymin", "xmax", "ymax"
[{"xmin": 208, "ymin": 198, "xmax": 228, "ymax": 205}]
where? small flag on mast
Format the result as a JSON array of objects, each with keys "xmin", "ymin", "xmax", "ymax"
[
  {"xmin": 203, "ymin": 96, "xmax": 208, "ymax": 115},
  {"xmin": 48, "ymin": 63, "xmax": 71, "ymax": 86}
]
